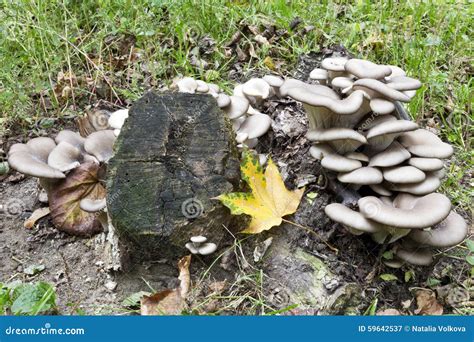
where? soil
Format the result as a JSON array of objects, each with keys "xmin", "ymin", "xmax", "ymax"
[{"xmin": 0, "ymin": 47, "xmax": 471, "ymax": 315}]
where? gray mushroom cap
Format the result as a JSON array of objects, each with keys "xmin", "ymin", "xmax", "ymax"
[
  {"xmin": 80, "ymin": 197, "xmax": 107, "ymax": 213},
  {"xmin": 369, "ymin": 184, "xmax": 393, "ymax": 196},
  {"xmin": 368, "ymin": 141, "xmax": 411, "ymax": 167},
  {"xmin": 345, "ymin": 152, "xmax": 369, "ymax": 162},
  {"xmin": 47, "ymin": 141, "xmax": 82, "ymax": 172},
  {"xmin": 358, "ymin": 193, "xmax": 451, "ymax": 228},
  {"xmin": 306, "ymin": 127, "xmax": 367, "ymax": 154},
  {"xmin": 263, "ymin": 75, "xmax": 284, "ymax": 87},
  {"xmin": 353, "ymin": 79, "xmax": 411, "ymax": 102},
  {"xmin": 331, "ymin": 76, "xmax": 354, "ymax": 90},
  {"xmin": 338, "ymin": 167, "xmax": 383, "ymax": 185},
  {"xmin": 386, "ymin": 76, "xmax": 422, "ymax": 91},
  {"xmin": 177, "ymin": 77, "xmax": 197, "ymax": 93},
  {"xmin": 223, "ymin": 96, "xmax": 250, "ymax": 119},
  {"xmin": 408, "ymin": 157, "xmax": 444, "ymax": 171},
  {"xmin": 325, "ymin": 203, "xmax": 384, "ymax": 233},
  {"xmin": 198, "ymin": 242, "xmax": 218, "ymax": 255},
  {"xmin": 84, "ymin": 130, "xmax": 116, "ymax": 162},
  {"xmin": 399, "ymin": 129, "xmax": 454, "ymax": 159},
  {"xmin": 108, "ymin": 109, "xmax": 129, "ymax": 130},
  {"xmin": 369, "ymin": 98, "xmax": 395, "ymax": 115},
  {"xmin": 242, "ymin": 78, "xmax": 271, "ymax": 101},
  {"xmin": 321, "ymin": 154, "xmax": 362, "ymax": 172},
  {"xmin": 195, "ymin": 80, "xmax": 209, "ymax": 93},
  {"xmin": 216, "ymin": 93, "xmax": 231, "ymax": 108},
  {"xmin": 310, "ymin": 68, "xmax": 329, "ymax": 82},
  {"xmin": 383, "ymin": 165, "xmax": 426, "ymax": 184},
  {"xmin": 8, "ymin": 138, "xmax": 65, "ymax": 179},
  {"xmin": 344, "ymin": 59, "xmax": 392, "ymax": 79},
  {"xmin": 388, "ymin": 172, "xmax": 441, "ymax": 195},
  {"xmin": 237, "ymin": 113, "xmax": 272, "ymax": 139},
  {"xmin": 366, "ymin": 119, "xmax": 418, "ymax": 151},
  {"xmin": 395, "ymin": 247, "xmax": 433, "ymax": 266},
  {"xmin": 55, "ymin": 130, "xmax": 86, "ymax": 150},
  {"xmin": 190, "ymin": 235, "xmax": 207, "ymax": 243},
  {"xmin": 409, "ymin": 211, "xmax": 468, "ymax": 248},
  {"xmin": 321, "ymin": 57, "xmax": 348, "ymax": 71}
]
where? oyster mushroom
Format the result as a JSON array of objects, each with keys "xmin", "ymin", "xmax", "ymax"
[
  {"xmin": 84, "ymin": 130, "xmax": 116, "ymax": 162},
  {"xmin": 177, "ymin": 77, "xmax": 197, "ymax": 93},
  {"xmin": 237, "ymin": 113, "xmax": 272, "ymax": 139},
  {"xmin": 382, "ymin": 165, "xmax": 426, "ymax": 184},
  {"xmin": 47, "ymin": 141, "xmax": 82, "ymax": 172},
  {"xmin": 409, "ymin": 211, "xmax": 468, "ymax": 248},
  {"xmin": 223, "ymin": 96, "xmax": 249, "ymax": 119},
  {"xmin": 399, "ymin": 129, "xmax": 454, "ymax": 159},
  {"xmin": 309, "ymin": 68, "xmax": 329, "ymax": 85},
  {"xmin": 306, "ymin": 127, "xmax": 367, "ymax": 154},
  {"xmin": 242, "ymin": 78, "xmax": 271, "ymax": 104},
  {"xmin": 185, "ymin": 236, "xmax": 217, "ymax": 255},
  {"xmin": 337, "ymin": 167, "xmax": 383, "ymax": 186},
  {"xmin": 408, "ymin": 157, "xmax": 444, "ymax": 171},
  {"xmin": 344, "ymin": 59, "xmax": 392, "ymax": 80},
  {"xmin": 358, "ymin": 193, "xmax": 451, "ymax": 228},
  {"xmin": 368, "ymin": 141, "xmax": 411, "ymax": 167},
  {"xmin": 325, "ymin": 203, "xmax": 384, "ymax": 235},
  {"xmin": 321, "ymin": 56, "xmax": 349, "ymax": 80},
  {"xmin": 8, "ymin": 138, "xmax": 65, "ymax": 179},
  {"xmin": 365, "ymin": 118, "xmax": 418, "ymax": 152}
]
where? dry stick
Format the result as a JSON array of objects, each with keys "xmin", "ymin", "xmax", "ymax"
[{"xmin": 281, "ymin": 218, "xmax": 338, "ymax": 253}]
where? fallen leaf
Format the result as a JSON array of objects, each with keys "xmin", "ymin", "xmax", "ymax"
[
  {"xmin": 264, "ymin": 56, "xmax": 275, "ymax": 70},
  {"xmin": 49, "ymin": 162, "xmax": 106, "ymax": 236},
  {"xmin": 217, "ymin": 150, "xmax": 304, "ymax": 234},
  {"xmin": 379, "ymin": 273, "xmax": 398, "ymax": 281},
  {"xmin": 414, "ymin": 289, "xmax": 443, "ymax": 315},
  {"xmin": 140, "ymin": 255, "xmax": 191, "ymax": 316},
  {"xmin": 24, "ymin": 207, "xmax": 50, "ymax": 229}
]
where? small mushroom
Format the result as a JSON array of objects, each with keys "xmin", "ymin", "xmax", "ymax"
[
  {"xmin": 369, "ymin": 98, "xmax": 395, "ymax": 115},
  {"xmin": 216, "ymin": 93, "xmax": 231, "ymax": 108},
  {"xmin": 321, "ymin": 57, "xmax": 349, "ymax": 80},
  {"xmin": 242, "ymin": 78, "xmax": 271, "ymax": 104},
  {"xmin": 388, "ymin": 172, "xmax": 441, "ymax": 195},
  {"xmin": 236, "ymin": 113, "xmax": 272, "ymax": 139},
  {"xmin": 344, "ymin": 59, "xmax": 392, "ymax": 80},
  {"xmin": 84, "ymin": 130, "xmax": 116, "ymax": 162},
  {"xmin": 177, "ymin": 77, "xmax": 197, "ymax": 93},
  {"xmin": 386, "ymin": 76, "xmax": 422, "ymax": 91},
  {"xmin": 195, "ymin": 80, "xmax": 209, "ymax": 93},
  {"xmin": 309, "ymin": 68, "xmax": 329, "ymax": 85},
  {"xmin": 47, "ymin": 141, "xmax": 82, "ymax": 172},
  {"xmin": 223, "ymin": 96, "xmax": 250, "ymax": 119},
  {"xmin": 108, "ymin": 109, "xmax": 129, "ymax": 130},
  {"xmin": 80, "ymin": 197, "xmax": 107, "ymax": 212},
  {"xmin": 352, "ymin": 79, "xmax": 411, "ymax": 102},
  {"xmin": 395, "ymin": 242, "xmax": 433, "ymax": 266},
  {"xmin": 185, "ymin": 236, "xmax": 217, "ymax": 255}
]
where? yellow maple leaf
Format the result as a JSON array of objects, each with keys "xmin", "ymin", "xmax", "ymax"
[{"xmin": 217, "ymin": 151, "xmax": 305, "ymax": 234}]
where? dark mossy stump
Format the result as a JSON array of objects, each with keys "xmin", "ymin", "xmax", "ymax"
[{"xmin": 107, "ymin": 92, "xmax": 240, "ymax": 261}]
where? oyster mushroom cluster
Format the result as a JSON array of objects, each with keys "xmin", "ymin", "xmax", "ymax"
[
  {"xmin": 7, "ymin": 111, "xmax": 120, "ymax": 236},
  {"xmin": 280, "ymin": 56, "xmax": 467, "ymax": 267},
  {"xmin": 175, "ymin": 76, "xmax": 274, "ymax": 152}
]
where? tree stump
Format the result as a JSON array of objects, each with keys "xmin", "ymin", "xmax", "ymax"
[{"xmin": 107, "ymin": 92, "xmax": 240, "ymax": 260}]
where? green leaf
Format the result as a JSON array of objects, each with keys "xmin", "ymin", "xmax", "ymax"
[
  {"xmin": 363, "ymin": 297, "xmax": 378, "ymax": 316},
  {"xmin": 404, "ymin": 270, "xmax": 415, "ymax": 283},
  {"xmin": 466, "ymin": 255, "xmax": 474, "ymax": 266},
  {"xmin": 382, "ymin": 251, "xmax": 394, "ymax": 260},
  {"xmin": 122, "ymin": 291, "xmax": 151, "ymax": 308},
  {"xmin": 427, "ymin": 277, "xmax": 442, "ymax": 287},
  {"xmin": 11, "ymin": 282, "xmax": 56, "ymax": 315},
  {"xmin": 379, "ymin": 274, "xmax": 398, "ymax": 281},
  {"xmin": 466, "ymin": 240, "xmax": 474, "ymax": 253}
]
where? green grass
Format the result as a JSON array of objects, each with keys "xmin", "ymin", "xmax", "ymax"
[{"xmin": 0, "ymin": 0, "xmax": 472, "ymax": 207}]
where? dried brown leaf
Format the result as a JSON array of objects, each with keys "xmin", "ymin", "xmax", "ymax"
[
  {"xmin": 414, "ymin": 289, "xmax": 443, "ymax": 315},
  {"xmin": 24, "ymin": 207, "xmax": 50, "ymax": 229},
  {"xmin": 49, "ymin": 162, "xmax": 106, "ymax": 236}
]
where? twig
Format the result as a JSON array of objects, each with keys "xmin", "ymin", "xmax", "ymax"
[{"xmin": 281, "ymin": 218, "xmax": 338, "ymax": 253}]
